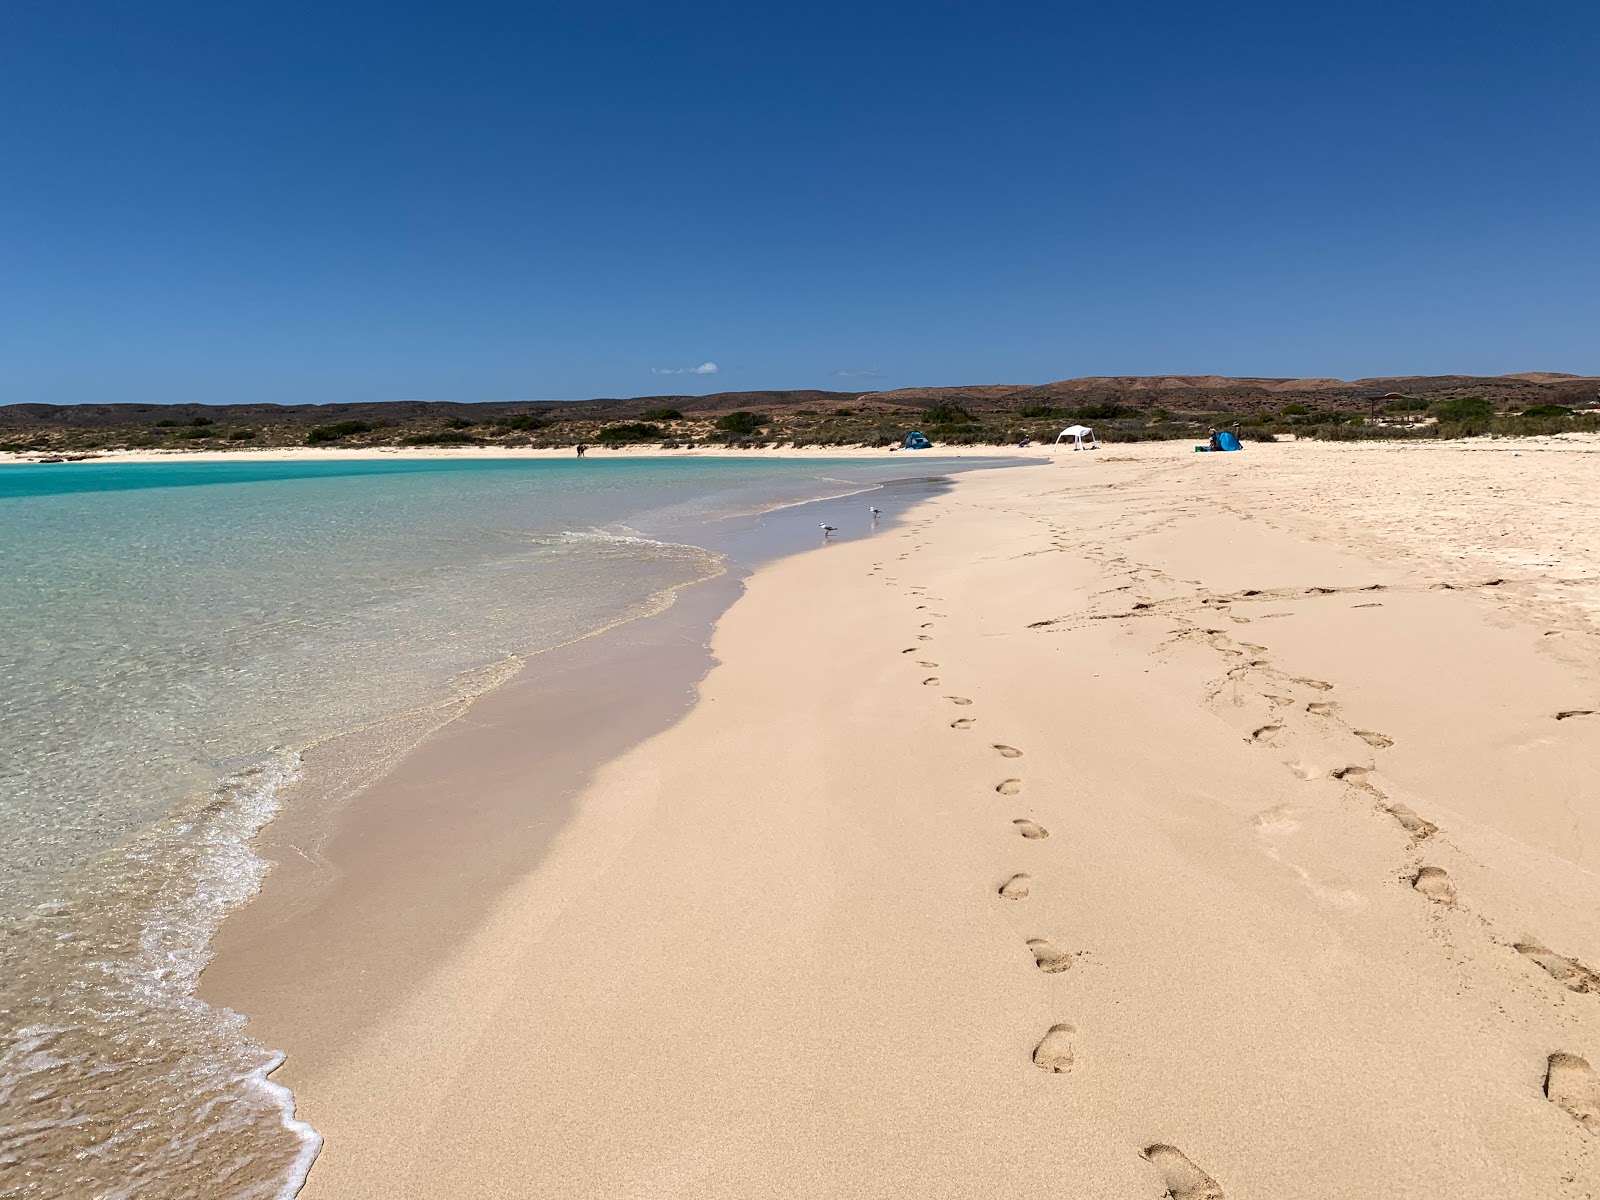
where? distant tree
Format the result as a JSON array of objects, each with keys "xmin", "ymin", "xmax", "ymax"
[
  {"xmin": 596, "ymin": 422, "xmax": 666, "ymax": 443},
  {"xmin": 1074, "ymin": 402, "xmax": 1132, "ymax": 420},
  {"xmin": 923, "ymin": 403, "xmax": 971, "ymax": 425},
  {"xmin": 1431, "ymin": 396, "xmax": 1494, "ymax": 422},
  {"xmin": 499, "ymin": 413, "xmax": 546, "ymax": 430},
  {"xmin": 714, "ymin": 411, "xmax": 768, "ymax": 435},
  {"xmin": 641, "ymin": 407, "xmax": 684, "ymax": 421},
  {"xmin": 306, "ymin": 420, "xmax": 374, "ymax": 444}
]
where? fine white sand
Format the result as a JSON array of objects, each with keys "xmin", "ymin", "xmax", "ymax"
[{"xmin": 221, "ymin": 437, "xmax": 1600, "ymax": 1198}]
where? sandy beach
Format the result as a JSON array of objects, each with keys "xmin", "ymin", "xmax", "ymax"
[{"xmin": 205, "ymin": 437, "xmax": 1600, "ymax": 1198}]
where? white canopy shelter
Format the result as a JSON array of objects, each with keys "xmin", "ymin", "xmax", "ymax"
[{"xmin": 1054, "ymin": 424, "xmax": 1099, "ymax": 450}]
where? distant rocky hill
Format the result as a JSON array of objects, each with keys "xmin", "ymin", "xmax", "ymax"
[
  {"xmin": 4, "ymin": 373, "xmax": 1595, "ymax": 431},
  {"xmin": 2, "ymin": 373, "xmax": 1595, "ymax": 453}
]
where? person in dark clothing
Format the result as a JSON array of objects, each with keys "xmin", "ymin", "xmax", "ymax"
[{"xmin": 576, "ymin": 444, "xmax": 587, "ymax": 457}]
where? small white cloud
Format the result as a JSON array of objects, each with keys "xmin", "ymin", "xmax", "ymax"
[
  {"xmin": 832, "ymin": 367, "xmax": 883, "ymax": 379},
  {"xmin": 652, "ymin": 361, "xmax": 720, "ymax": 376}
]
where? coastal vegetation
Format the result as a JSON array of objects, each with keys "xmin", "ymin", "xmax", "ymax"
[
  {"xmin": 306, "ymin": 420, "xmax": 375, "ymax": 444},
  {"xmin": 2, "ymin": 375, "xmax": 1595, "ymax": 456}
]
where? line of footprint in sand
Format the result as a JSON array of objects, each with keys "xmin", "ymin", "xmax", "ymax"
[
  {"xmin": 1007, "ymin": 529, "xmax": 1600, "ymax": 1155},
  {"xmin": 1170, "ymin": 597, "xmax": 1600, "ymax": 1143},
  {"xmin": 954, "ymin": 488, "xmax": 1600, "ymax": 1160},
  {"xmin": 884, "ymin": 558, "xmax": 1222, "ymax": 1198}
]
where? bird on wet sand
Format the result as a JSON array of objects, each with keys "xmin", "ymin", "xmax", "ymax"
[{"xmin": 820, "ymin": 523, "xmax": 838, "ymax": 538}]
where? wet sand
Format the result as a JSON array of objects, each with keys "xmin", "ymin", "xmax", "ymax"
[{"xmin": 211, "ymin": 437, "xmax": 1600, "ymax": 1198}]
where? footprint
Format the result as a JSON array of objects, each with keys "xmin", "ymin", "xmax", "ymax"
[
  {"xmin": 946, "ymin": 696, "xmax": 973, "ymax": 706},
  {"xmin": 1412, "ymin": 866, "xmax": 1456, "ymax": 906},
  {"xmin": 1330, "ymin": 765, "xmax": 1370, "ymax": 782},
  {"xmin": 1250, "ymin": 724, "xmax": 1282, "ymax": 742},
  {"xmin": 1013, "ymin": 818, "xmax": 1049, "ymax": 840},
  {"xmin": 1142, "ymin": 1144, "xmax": 1224, "ymax": 1199},
  {"xmin": 920, "ymin": 622, "xmax": 934, "ymax": 629},
  {"xmin": 1293, "ymin": 677, "xmax": 1334, "ymax": 691},
  {"xmin": 900, "ymin": 647, "xmax": 917, "ymax": 654},
  {"xmin": 1545, "ymin": 1053, "xmax": 1600, "ymax": 1133},
  {"xmin": 1306, "ymin": 701, "xmax": 1337, "ymax": 716},
  {"xmin": 1515, "ymin": 943, "xmax": 1600, "ymax": 993},
  {"xmin": 922, "ymin": 677, "xmax": 940, "ymax": 686},
  {"xmin": 917, "ymin": 634, "xmax": 932, "ymax": 641},
  {"xmin": 993, "ymin": 744, "xmax": 1023, "ymax": 758},
  {"xmin": 1556, "ymin": 710, "xmax": 1597, "ymax": 721},
  {"xmin": 917, "ymin": 661, "xmax": 938, "ymax": 668},
  {"xmin": 996, "ymin": 779, "xmax": 1022, "ymax": 796},
  {"xmin": 951, "ymin": 717, "xmax": 975, "ymax": 729},
  {"xmin": 1026, "ymin": 937, "xmax": 1073, "ymax": 973},
  {"xmin": 1032, "ymin": 1023, "xmax": 1075, "ymax": 1072},
  {"xmin": 1386, "ymin": 804, "xmax": 1438, "ymax": 838},
  {"xmin": 998, "ymin": 873, "xmax": 1032, "ymax": 900},
  {"xmin": 1356, "ymin": 730, "xmax": 1394, "ymax": 748}
]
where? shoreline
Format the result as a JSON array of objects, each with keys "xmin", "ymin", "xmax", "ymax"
[
  {"xmin": 3, "ymin": 429, "xmax": 1597, "ymax": 470},
  {"xmin": 215, "ymin": 438, "xmax": 1600, "ymax": 1197},
  {"xmin": 198, "ymin": 467, "xmax": 977, "ymax": 1187},
  {"xmin": 0, "ymin": 443, "xmax": 1043, "ymax": 466}
]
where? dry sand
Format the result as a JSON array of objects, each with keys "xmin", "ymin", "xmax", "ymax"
[{"xmin": 217, "ymin": 437, "xmax": 1600, "ymax": 1198}]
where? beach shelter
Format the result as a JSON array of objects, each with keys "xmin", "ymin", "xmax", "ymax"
[
  {"xmin": 1215, "ymin": 430, "xmax": 1242, "ymax": 451},
  {"xmin": 1054, "ymin": 424, "xmax": 1099, "ymax": 450},
  {"xmin": 903, "ymin": 431, "xmax": 933, "ymax": 450}
]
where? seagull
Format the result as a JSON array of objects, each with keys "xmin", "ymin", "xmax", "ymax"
[
  {"xmin": 820, "ymin": 523, "xmax": 838, "ymax": 536},
  {"xmin": 869, "ymin": 506, "xmax": 882, "ymax": 518}
]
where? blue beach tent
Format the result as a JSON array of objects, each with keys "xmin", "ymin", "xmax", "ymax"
[
  {"xmin": 903, "ymin": 431, "xmax": 933, "ymax": 449},
  {"xmin": 1216, "ymin": 430, "xmax": 1242, "ymax": 451}
]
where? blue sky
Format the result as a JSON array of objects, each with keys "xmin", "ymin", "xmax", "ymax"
[{"xmin": 2, "ymin": 1, "xmax": 1595, "ymax": 405}]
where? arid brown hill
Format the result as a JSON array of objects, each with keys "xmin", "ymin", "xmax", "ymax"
[{"xmin": 3, "ymin": 373, "xmax": 1595, "ymax": 433}]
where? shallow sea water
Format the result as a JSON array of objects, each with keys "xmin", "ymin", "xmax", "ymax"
[{"xmin": 0, "ymin": 455, "xmax": 978, "ymax": 1198}]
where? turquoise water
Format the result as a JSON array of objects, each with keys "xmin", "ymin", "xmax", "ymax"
[{"xmin": 0, "ymin": 455, "xmax": 977, "ymax": 1199}]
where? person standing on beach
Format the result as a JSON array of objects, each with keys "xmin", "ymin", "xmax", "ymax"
[{"xmin": 576, "ymin": 444, "xmax": 587, "ymax": 457}]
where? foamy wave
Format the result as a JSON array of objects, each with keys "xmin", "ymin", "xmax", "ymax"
[{"xmin": 0, "ymin": 752, "xmax": 323, "ymax": 1199}]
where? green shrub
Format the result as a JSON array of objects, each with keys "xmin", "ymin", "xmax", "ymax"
[
  {"xmin": 228, "ymin": 428, "xmax": 257, "ymax": 440},
  {"xmin": 714, "ymin": 411, "xmax": 768, "ymax": 435},
  {"xmin": 402, "ymin": 430, "xmax": 479, "ymax": 445},
  {"xmin": 1016, "ymin": 404, "xmax": 1058, "ymax": 419},
  {"xmin": 154, "ymin": 419, "xmax": 180, "ymax": 427},
  {"xmin": 1383, "ymin": 398, "xmax": 1429, "ymax": 412},
  {"xmin": 189, "ymin": 416, "xmax": 213, "ymax": 426},
  {"xmin": 306, "ymin": 420, "xmax": 375, "ymax": 444},
  {"xmin": 1519, "ymin": 404, "xmax": 1572, "ymax": 418},
  {"xmin": 1074, "ymin": 402, "xmax": 1133, "ymax": 420},
  {"xmin": 499, "ymin": 413, "xmax": 545, "ymax": 430},
  {"xmin": 1432, "ymin": 396, "xmax": 1494, "ymax": 422},
  {"xmin": 176, "ymin": 427, "xmax": 213, "ymax": 439},
  {"xmin": 1280, "ymin": 403, "xmax": 1310, "ymax": 416},
  {"xmin": 640, "ymin": 407, "xmax": 684, "ymax": 421},
  {"xmin": 596, "ymin": 422, "xmax": 665, "ymax": 443},
  {"xmin": 923, "ymin": 403, "xmax": 971, "ymax": 425},
  {"xmin": 831, "ymin": 408, "xmax": 857, "ymax": 417}
]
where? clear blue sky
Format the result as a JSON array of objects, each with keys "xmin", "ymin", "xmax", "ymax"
[{"xmin": 2, "ymin": 1, "xmax": 1595, "ymax": 405}]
